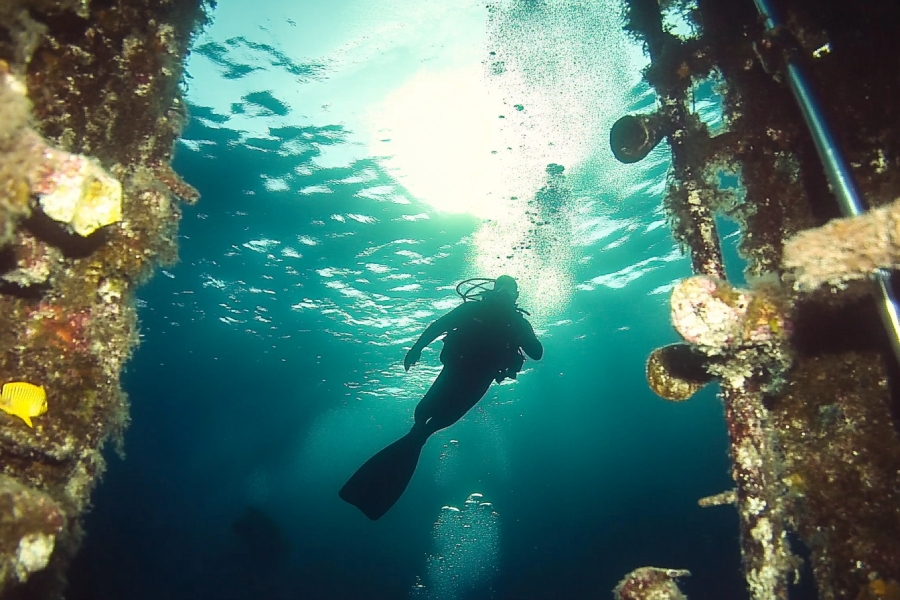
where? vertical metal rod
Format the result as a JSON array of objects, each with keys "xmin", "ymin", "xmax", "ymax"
[
  {"xmin": 874, "ymin": 270, "xmax": 900, "ymax": 364},
  {"xmin": 784, "ymin": 63, "xmax": 865, "ymax": 216},
  {"xmin": 753, "ymin": 0, "xmax": 900, "ymax": 366}
]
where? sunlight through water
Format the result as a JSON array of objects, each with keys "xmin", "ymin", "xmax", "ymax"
[{"xmin": 71, "ymin": 0, "xmax": 755, "ymax": 598}]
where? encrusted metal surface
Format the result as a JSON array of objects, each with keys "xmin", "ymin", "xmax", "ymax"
[
  {"xmin": 0, "ymin": 1, "xmax": 208, "ymax": 597},
  {"xmin": 626, "ymin": 0, "xmax": 900, "ymax": 597}
]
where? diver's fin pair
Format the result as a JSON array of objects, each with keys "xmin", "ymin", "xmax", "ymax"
[{"xmin": 339, "ymin": 427, "xmax": 428, "ymax": 520}]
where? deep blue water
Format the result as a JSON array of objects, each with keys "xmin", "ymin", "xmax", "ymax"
[{"xmin": 65, "ymin": 2, "xmax": 759, "ymax": 599}]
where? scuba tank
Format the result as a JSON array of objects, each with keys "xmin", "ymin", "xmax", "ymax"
[{"xmin": 447, "ymin": 278, "xmax": 530, "ymax": 381}]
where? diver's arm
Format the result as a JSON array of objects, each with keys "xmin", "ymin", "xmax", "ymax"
[
  {"xmin": 520, "ymin": 319, "xmax": 543, "ymax": 360},
  {"xmin": 404, "ymin": 304, "xmax": 470, "ymax": 371}
]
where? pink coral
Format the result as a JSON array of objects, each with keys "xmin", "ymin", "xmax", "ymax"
[
  {"xmin": 670, "ymin": 275, "xmax": 748, "ymax": 349},
  {"xmin": 0, "ymin": 232, "xmax": 58, "ymax": 287},
  {"xmin": 671, "ymin": 275, "xmax": 789, "ymax": 352},
  {"xmin": 26, "ymin": 302, "xmax": 92, "ymax": 354}
]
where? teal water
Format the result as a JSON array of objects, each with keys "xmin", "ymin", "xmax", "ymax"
[{"xmin": 69, "ymin": 2, "xmax": 751, "ymax": 599}]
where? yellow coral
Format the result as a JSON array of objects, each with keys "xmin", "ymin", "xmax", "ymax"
[{"xmin": 35, "ymin": 151, "xmax": 123, "ymax": 237}]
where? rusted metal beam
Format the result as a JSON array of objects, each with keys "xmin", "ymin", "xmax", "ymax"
[{"xmin": 620, "ymin": 1, "xmax": 795, "ymax": 597}]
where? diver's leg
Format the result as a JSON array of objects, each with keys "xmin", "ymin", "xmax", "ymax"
[
  {"xmin": 413, "ymin": 367, "xmax": 454, "ymax": 426},
  {"xmin": 416, "ymin": 366, "xmax": 495, "ymax": 436}
]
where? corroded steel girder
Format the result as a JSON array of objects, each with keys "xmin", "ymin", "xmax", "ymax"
[{"xmin": 620, "ymin": 1, "xmax": 795, "ymax": 598}]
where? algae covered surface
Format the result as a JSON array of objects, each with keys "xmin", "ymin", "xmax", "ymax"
[{"xmin": 0, "ymin": 0, "xmax": 207, "ymax": 596}]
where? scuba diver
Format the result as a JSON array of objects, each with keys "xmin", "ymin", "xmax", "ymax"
[{"xmin": 339, "ymin": 275, "xmax": 543, "ymax": 520}]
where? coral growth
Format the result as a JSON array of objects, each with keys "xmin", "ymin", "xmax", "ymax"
[
  {"xmin": 0, "ymin": 62, "xmax": 38, "ymax": 247},
  {"xmin": 697, "ymin": 489, "xmax": 736, "ymax": 507},
  {"xmin": 30, "ymin": 143, "xmax": 122, "ymax": 237},
  {"xmin": 783, "ymin": 197, "xmax": 900, "ymax": 293},
  {"xmin": 0, "ymin": 475, "xmax": 64, "ymax": 594},
  {"xmin": 670, "ymin": 275, "xmax": 789, "ymax": 354},
  {"xmin": 614, "ymin": 567, "xmax": 690, "ymax": 600},
  {"xmin": 0, "ymin": 231, "xmax": 59, "ymax": 288},
  {"xmin": 860, "ymin": 578, "xmax": 900, "ymax": 600},
  {"xmin": 0, "ymin": 0, "xmax": 208, "ymax": 597},
  {"xmin": 668, "ymin": 275, "xmax": 792, "ymax": 396},
  {"xmin": 771, "ymin": 354, "xmax": 900, "ymax": 600},
  {"xmin": 625, "ymin": 0, "xmax": 900, "ymax": 596},
  {"xmin": 646, "ymin": 343, "xmax": 712, "ymax": 401},
  {"xmin": 0, "ymin": 62, "xmax": 123, "ymax": 245},
  {"xmin": 671, "ymin": 276, "xmax": 749, "ymax": 348}
]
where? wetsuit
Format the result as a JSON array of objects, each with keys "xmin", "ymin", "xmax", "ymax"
[
  {"xmin": 409, "ymin": 295, "xmax": 543, "ymax": 437},
  {"xmin": 339, "ymin": 292, "xmax": 542, "ymax": 520}
]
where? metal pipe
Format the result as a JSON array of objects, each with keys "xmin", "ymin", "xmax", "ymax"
[
  {"xmin": 875, "ymin": 270, "xmax": 900, "ymax": 364},
  {"xmin": 753, "ymin": 0, "xmax": 900, "ymax": 365},
  {"xmin": 784, "ymin": 62, "xmax": 865, "ymax": 216}
]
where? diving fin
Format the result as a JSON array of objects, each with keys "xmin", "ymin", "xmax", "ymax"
[{"xmin": 339, "ymin": 428, "xmax": 428, "ymax": 520}]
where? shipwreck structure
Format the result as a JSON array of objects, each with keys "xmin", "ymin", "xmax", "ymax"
[
  {"xmin": 623, "ymin": 0, "xmax": 900, "ymax": 599},
  {"xmin": 0, "ymin": 0, "xmax": 205, "ymax": 597}
]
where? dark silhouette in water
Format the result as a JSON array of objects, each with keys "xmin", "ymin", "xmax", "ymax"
[
  {"xmin": 231, "ymin": 506, "xmax": 290, "ymax": 561},
  {"xmin": 340, "ymin": 276, "xmax": 543, "ymax": 520}
]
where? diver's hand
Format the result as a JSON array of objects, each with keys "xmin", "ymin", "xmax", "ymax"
[{"xmin": 404, "ymin": 346, "xmax": 422, "ymax": 371}]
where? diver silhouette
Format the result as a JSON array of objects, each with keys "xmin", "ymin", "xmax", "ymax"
[{"xmin": 339, "ymin": 275, "xmax": 543, "ymax": 520}]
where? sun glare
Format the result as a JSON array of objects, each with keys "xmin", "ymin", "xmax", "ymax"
[{"xmin": 369, "ymin": 68, "xmax": 516, "ymax": 219}]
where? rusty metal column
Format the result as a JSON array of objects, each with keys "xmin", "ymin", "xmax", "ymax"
[{"xmin": 616, "ymin": 1, "xmax": 795, "ymax": 597}]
